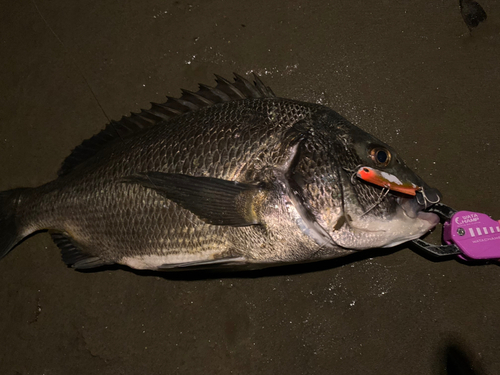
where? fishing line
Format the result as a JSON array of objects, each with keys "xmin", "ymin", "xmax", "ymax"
[
  {"xmin": 30, "ymin": 0, "xmax": 126, "ymax": 142},
  {"xmin": 31, "ymin": 1, "xmax": 157, "ymax": 190}
]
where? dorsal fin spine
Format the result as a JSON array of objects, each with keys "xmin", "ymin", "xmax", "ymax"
[
  {"xmin": 181, "ymin": 89, "xmax": 215, "ymax": 106},
  {"xmin": 58, "ymin": 74, "xmax": 276, "ymax": 177},
  {"xmin": 174, "ymin": 98, "xmax": 200, "ymax": 111}
]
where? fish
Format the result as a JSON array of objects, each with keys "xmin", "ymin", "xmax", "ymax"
[{"xmin": 0, "ymin": 73, "xmax": 441, "ymax": 272}]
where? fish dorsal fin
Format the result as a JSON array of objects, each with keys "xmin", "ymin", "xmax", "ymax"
[{"xmin": 58, "ymin": 73, "xmax": 276, "ymax": 177}]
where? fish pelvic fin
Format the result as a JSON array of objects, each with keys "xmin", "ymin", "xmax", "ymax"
[
  {"xmin": 157, "ymin": 256, "xmax": 248, "ymax": 271},
  {"xmin": 0, "ymin": 188, "xmax": 30, "ymax": 259}
]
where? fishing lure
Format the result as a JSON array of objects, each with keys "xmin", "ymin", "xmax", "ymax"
[{"xmin": 355, "ymin": 166, "xmax": 419, "ymax": 196}]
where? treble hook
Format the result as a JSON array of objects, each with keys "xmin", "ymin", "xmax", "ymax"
[
  {"xmin": 361, "ymin": 186, "xmax": 391, "ymax": 216},
  {"xmin": 342, "ymin": 165, "xmax": 363, "ymax": 185},
  {"xmin": 416, "ymin": 186, "xmax": 441, "ymax": 208}
]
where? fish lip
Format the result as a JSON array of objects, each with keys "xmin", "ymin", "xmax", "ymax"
[
  {"xmin": 398, "ymin": 195, "xmax": 440, "ymax": 225},
  {"xmin": 416, "ymin": 210, "xmax": 440, "ymax": 226},
  {"xmin": 398, "ymin": 196, "xmax": 420, "ymax": 218}
]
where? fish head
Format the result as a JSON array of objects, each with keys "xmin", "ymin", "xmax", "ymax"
[{"xmin": 295, "ymin": 110, "xmax": 441, "ymax": 252}]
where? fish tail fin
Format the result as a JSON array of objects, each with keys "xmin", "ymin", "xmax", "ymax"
[{"xmin": 0, "ymin": 188, "xmax": 30, "ymax": 259}]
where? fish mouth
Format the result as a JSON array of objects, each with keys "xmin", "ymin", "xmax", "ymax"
[
  {"xmin": 398, "ymin": 195, "xmax": 440, "ymax": 227},
  {"xmin": 416, "ymin": 210, "xmax": 440, "ymax": 226}
]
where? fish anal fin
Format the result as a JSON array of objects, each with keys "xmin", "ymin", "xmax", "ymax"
[
  {"xmin": 58, "ymin": 74, "xmax": 276, "ymax": 177},
  {"xmin": 50, "ymin": 232, "xmax": 112, "ymax": 269},
  {"xmin": 122, "ymin": 173, "xmax": 263, "ymax": 226}
]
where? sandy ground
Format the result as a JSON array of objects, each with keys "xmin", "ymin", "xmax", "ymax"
[{"xmin": 0, "ymin": 0, "xmax": 499, "ymax": 374}]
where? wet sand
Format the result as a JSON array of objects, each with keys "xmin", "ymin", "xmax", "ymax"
[{"xmin": 0, "ymin": 1, "xmax": 499, "ymax": 374}]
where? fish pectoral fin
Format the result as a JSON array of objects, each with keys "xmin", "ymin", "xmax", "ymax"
[
  {"xmin": 158, "ymin": 256, "xmax": 247, "ymax": 271},
  {"xmin": 50, "ymin": 232, "xmax": 113, "ymax": 269},
  {"xmin": 122, "ymin": 172, "xmax": 262, "ymax": 226}
]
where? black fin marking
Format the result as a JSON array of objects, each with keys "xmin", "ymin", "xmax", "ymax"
[
  {"xmin": 197, "ymin": 84, "xmax": 231, "ymax": 102},
  {"xmin": 50, "ymin": 232, "xmax": 112, "ymax": 269},
  {"xmin": 122, "ymin": 172, "xmax": 261, "ymax": 226},
  {"xmin": 214, "ymin": 74, "xmax": 246, "ymax": 99},
  {"xmin": 253, "ymin": 73, "xmax": 276, "ymax": 97},
  {"xmin": 158, "ymin": 257, "xmax": 247, "ymax": 271},
  {"xmin": 180, "ymin": 89, "xmax": 215, "ymax": 106},
  {"xmin": 0, "ymin": 188, "xmax": 29, "ymax": 259},
  {"xmin": 234, "ymin": 73, "xmax": 263, "ymax": 97},
  {"xmin": 58, "ymin": 74, "xmax": 276, "ymax": 177}
]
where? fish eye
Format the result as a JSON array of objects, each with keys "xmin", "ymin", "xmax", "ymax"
[{"xmin": 370, "ymin": 147, "xmax": 391, "ymax": 167}]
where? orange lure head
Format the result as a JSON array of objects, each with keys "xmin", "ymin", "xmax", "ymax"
[{"xmin": 356, "ymin": 166, "xmax": 419, "ymax": 196}]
